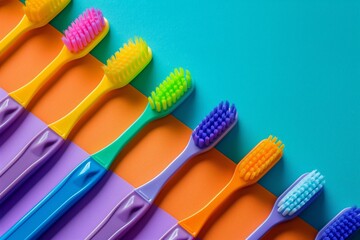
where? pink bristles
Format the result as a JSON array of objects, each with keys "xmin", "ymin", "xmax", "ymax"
[{"xmin": 62, "ymin": 8, "xmax": 105, "ymax": 53}]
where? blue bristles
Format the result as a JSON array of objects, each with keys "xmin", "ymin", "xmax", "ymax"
[
  {"xmin": 192, "ymin": 101, "xmax": 237, "ymax": 148},
  {"xmin": 277, "ymin": 170, "xmax": 325, "ymax": 216},
  {"xmin": 318, "ymin": 207, "xmax": 360, "ymax": 240}
]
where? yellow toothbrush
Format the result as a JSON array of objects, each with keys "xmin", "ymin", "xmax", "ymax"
[{"xmin": 0, "ymin": 0, "xmax": 71, "ymax": 56}]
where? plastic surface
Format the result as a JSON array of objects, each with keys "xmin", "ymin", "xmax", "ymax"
[
  {"xmin": 161, "ymin": 225, "xmax": 194, "ymax": 240},
  {"xmin": 137, "ymin": 139, "xmax": 202, "ymax": 202},
  {"xmin": 49, "ymin": 37, "xmax": 152, "ymax": 139},
  {"xmin": 0, "ymin": 96, "xmax": 25, "ymax": 135},
  {"xmin": 177, "ymin": 137, "xmax": 284, "ymax": 237},
  {"xmin": 49, "ymin": 75, "xmax": 114, "ymax": 138},
  {"xmin": 181, "ymin": 177, "xmax": 240, "ymax": 237},
  {"xmin": 0, "ymin": 127, "xmax": 64, "ymax": 203},
  {"xmin": 315, "ymin": 207, "xmax": 360, "ymax": 240},
  {"xmin": 8, "ymin": 9, "xmax": 109, "ymax": 109},
  {"xmin": 2, "ymin": 157, "xmax": 106, "ymax": 240},
  {"xmin": 87, "ymin": 190, "xmax": 151, "ymax": 240},
  {"xmin": 247, "ymin": 172, "xmax": 324, "ymax": 240},
  {"xmin": 0, "ymin": 15, "xmax": 34, "ymax": 57},
  {"xmin": 89, "ymin": 102, "xmax": 237, "ymax": 239},
  {"xmin": 0, "ymin": 0, "xmax": 70, "ymax": 56},
  {"xmin": 0, "ymin": 3, "xmax": 320, "ymax": 238},
  {"xmin": 92, "ymin": 104, "xmax": 155, "ymax": 169}
]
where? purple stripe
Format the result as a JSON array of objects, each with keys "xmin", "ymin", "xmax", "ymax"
[
  {"xmin": 0, "ymin": 88, "xmax": 178, "ymax": 239},
  {"xmin": 0, "ymin": 89, "xmax": 47, "ymax": 169}
]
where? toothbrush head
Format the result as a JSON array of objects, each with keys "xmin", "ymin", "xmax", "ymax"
[
  {"xmin": 316, "ymin": 207, "xmax": 360, "ymax": 240},
  {"xmin": 277, "ymin": 170, "xmax": 325, "ymax": 218},
  {"xmin": 236, "ymin": 135, "xmax": 284, "ymax": 184},
  {"xmin": 24, "ymin": 0, "xmax": 70, "ymax": 25},
  {"xmin": 62, "ymin": 8, "xmax": 109, "ymax": 55},
  {"xmin": 192, "ymin": 101, "xmax": 237, "ymax": 149},
  {"xmin": 148, "ymin": 68, "xmax": 193, "ymax": 117},
  {"xmin": 104, "ymin": 37, "xmax": 152, "ymax": 88}
]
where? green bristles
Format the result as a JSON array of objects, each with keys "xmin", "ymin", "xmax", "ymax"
[{"xmin": 148, "ymin": 68, "xmax": 192, "ymax": 112}]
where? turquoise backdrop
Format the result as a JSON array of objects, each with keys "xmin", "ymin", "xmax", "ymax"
[{"xmin": 21, "ymin": 0, "xmax": 360, "ymax": 230}]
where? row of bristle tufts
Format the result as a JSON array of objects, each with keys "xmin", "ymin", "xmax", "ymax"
[
  {"xmin": 277, "ymin": 170, "xmax": 325, "ymax": 216},
  {"xmin": 148, "ymin": 68, "xmax": 191, "ymax": 112},
  {"xmin": 319, "ymin": 207, "xmax": 360, "ymax": 240},
  {"xmin": 24, "ymin": 0, "xmax": 68, "ymax": 23},
  {"xmin": 62, "ymin": 8, "xmax": 105, "ymax": 53},
  {"xmin": 104, "ymin": 37, "xmax": 151, "ymax": 86},
  {"xmin": 192, "ymin": 101, "xmax": 237, "ymax": 148},
  {"xmin": 237, "ymin": 135, "xmax": 284, "ymax": 181}
]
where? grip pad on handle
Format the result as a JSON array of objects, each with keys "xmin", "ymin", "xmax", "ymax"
[
  {"xmin": 89, "ymin": 191, "xmax": 151, "ymax": 240},
  {"xmin": 0, "ymin": 128, "xmax": 64, "ymax": 202},
  {"xmin": 160, "ymin": 225, "xmax": 194, "ymax": 240},
  {"xmin": 2, "ymin": 158, "xmax": 106, "ymax": 240},
  {"xmin": 0, "ymin": 96, "xmax": 25, "ymax": 135}
]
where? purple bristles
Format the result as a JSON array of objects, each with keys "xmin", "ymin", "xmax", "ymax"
[
  {"xmin": 317, "ymin": 207, "xmax": 360, "ymax": 240},
  {"xmin": 192, "ymin": 101, "xmax": 237, "ymax": 148},
  {"xmin": 62, "ymin": 8, "xmax": 105, "ymax": 53}
]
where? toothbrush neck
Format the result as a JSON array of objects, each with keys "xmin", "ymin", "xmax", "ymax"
[
  {"xmin": 136, "ymin": 138, "xmax": 202, "ymax": 202},
  {"xmin": 246, "ymin": 209, "xmax": 284, "ymax": 240},
  {"xmin": 10, "ymin": 46, "xmax": 73, "ymax": 107},
  {"xmin": 92, "ymin": 104, "xmax": 155, "ymax": 169},
  {"xmin": 179, "ymin": 176, "xmax": 240, "ymax": 237},
  {"xmin": 49, "ymin": 75, "xmax": 114, "ymax": 139},
  {"xmin": 0, "ymin": 15, "xmax": 34, "ymax": 58}
]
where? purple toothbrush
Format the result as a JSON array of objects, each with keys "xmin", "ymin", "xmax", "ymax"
[{"xmin": 86, "ymin": 101, "xmax": 238, "ymax": 240}]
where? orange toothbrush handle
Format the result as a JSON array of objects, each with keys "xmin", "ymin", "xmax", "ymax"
[{"xmin": 179, "ymin": 177, "xmax": 242, "ymax": 237}]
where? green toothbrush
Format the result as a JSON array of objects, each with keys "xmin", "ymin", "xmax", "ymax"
[{"xmin": 3, "ymin": 68, "xmax": 193, "ymax": 240}]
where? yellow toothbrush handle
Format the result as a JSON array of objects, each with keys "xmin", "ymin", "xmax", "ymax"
[
  {"xmin": 179, "ymin": 177, "xmax": 243, "ymax": 237},
  {"xmin": 49, "ymin": 75, "xmax": 115, "ymax": 139},
  {"xmin": 9, "ymin": 46, "xmax": 74, "ymax": 107},
  {"xmin": 0, "ymin": 15, "xmax": 36, "ymax": 57}
]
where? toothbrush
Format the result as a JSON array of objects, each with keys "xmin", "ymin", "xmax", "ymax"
[
  {"xmin": 315, "ymin": 207, "xmax": 360, "ymax": 240},
  {"xmin": 161, "ymin": 135, "xmax": 284, "ymax": 240},
  {"xmin": 0, "ymin": 0, "xmax": 70, "ymax": 56},
  {"xmin": 246, "ymin": 170, "xmax": 325, "ymax": 240},
  {"xmin": 2, "ymin": 68, "xmax": 193, "ymax": 240},
  {"xmin": 0, "ymin": 8, "xmax": 109, "ymax": 135},
  {"xmin": 87, "ymin": 101, "xmax": 238, "ymax": 240},
  {"xmin": 0, "ymin": 37, "xmax": 152, "ymax": 203}
]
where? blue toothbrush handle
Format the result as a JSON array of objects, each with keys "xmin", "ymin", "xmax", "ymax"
[
  {"xmin": 87, "ymin": 190, "xmax": 151, "ymax": 240},
  {"xmin": 160, "ymin": 224, "xmax": 194, "ymax": 240},
  {"xmin": 0, "ymin": 96, "xmax": 25, "ymax": 135},
  {"xmin": 2, "ymin": 157, "xmax": 107, "ymax": 240},
  {"xmin": 0, "ymin": 127, "xmax": 65, "ymax": 203}
]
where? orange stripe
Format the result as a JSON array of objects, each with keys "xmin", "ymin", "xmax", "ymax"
[{"xmin": 0, "ymin": 1, "xmax": 317, "ymax": 239}]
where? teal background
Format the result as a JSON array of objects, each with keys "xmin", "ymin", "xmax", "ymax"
[{"xmin": 22, "ymin": 0, "xmax": 360, "ymax": 230}]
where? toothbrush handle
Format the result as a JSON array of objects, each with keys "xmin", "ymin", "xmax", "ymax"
[
  {"xmin": 0, "ymin": 96, "xmax": 25, "ymax": 135},
  {"xmin": 137, "ymin": 139, "xmax": 199, "ymax": 201},
  {"xmin": 2, "ymin": 157, "xmax": 106, "ymax": 240},
  {"xmin": 246, "ymin": 211, "xmax": 283, "ymax": 240},
  {"xmin": 160, "ymin": 224, "xmax": 194, "ymax": 240},
  {"xmin": 87, "ymin": 190, "xmax": 151, "ymax": 240},
  {"xmin": 0, "ymin": 127, "xmax": 65, "ymax": 203},
  {"xmin": 0, "ymin": 15, "xmax": 34, "ymax": 57},
  {"xmin": 179, "ymin": 178, "xmax": 240, "ymax": 237}
]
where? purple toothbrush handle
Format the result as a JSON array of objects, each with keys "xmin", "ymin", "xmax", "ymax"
[
  {"xmin": 0, "ymin": 127, "xmax": 65, "ymax": 203},
  {"xmin": 246, "ymin": 212, "xmax": 285, "ymax": 240},
  {"xmin": 0, "ymin": 96, "xmax": 25, "ymax": 135},
  {"xmin": 160, "ymin": 224, "xmax": 194, "ymax": 240},
  {"xmin": 88, "ymin": 190, "xmax": 151, "ymax": 240}
]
